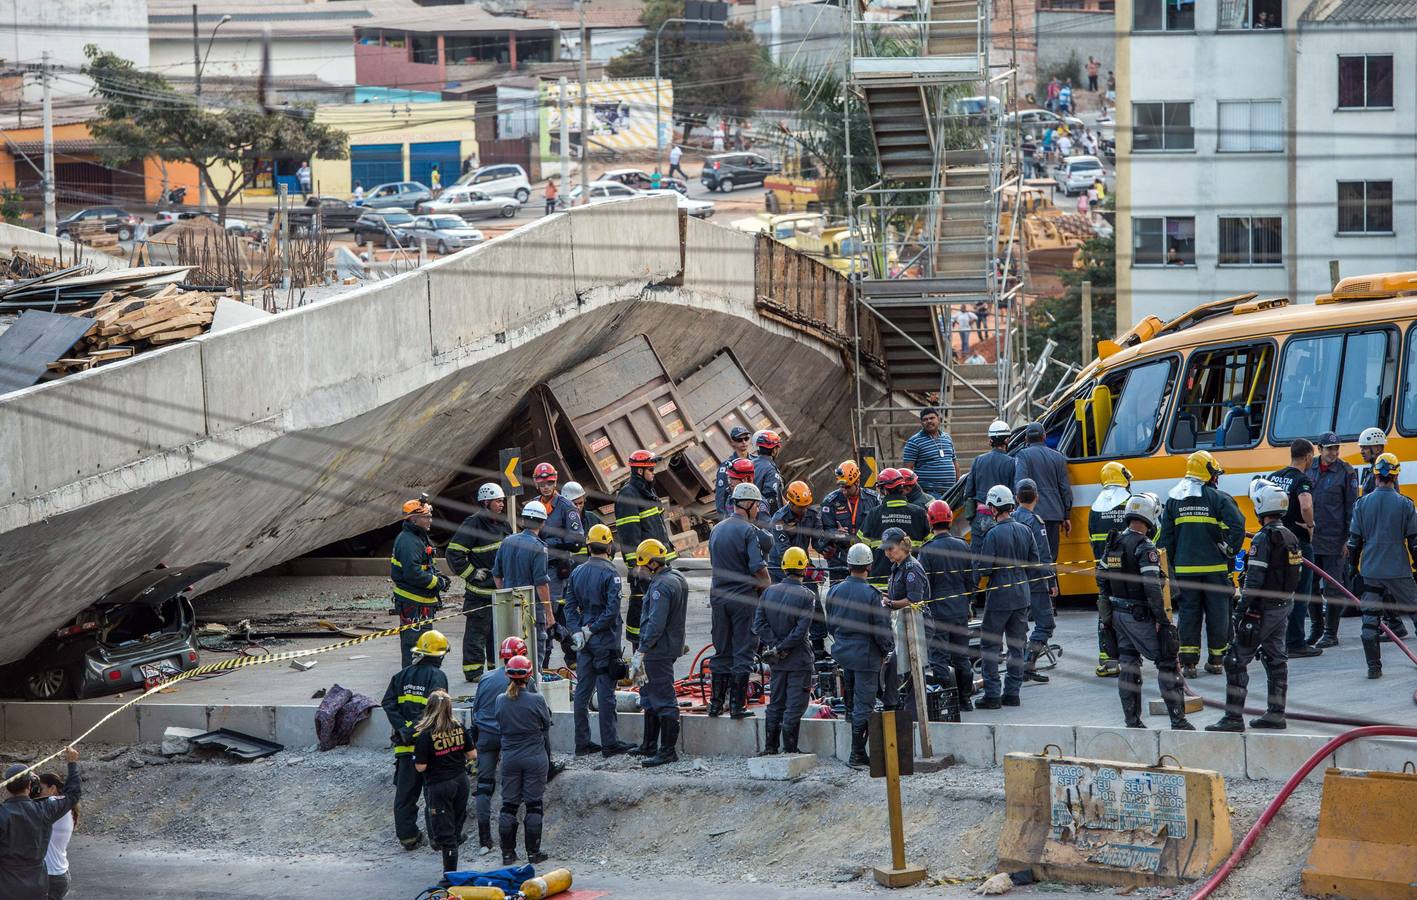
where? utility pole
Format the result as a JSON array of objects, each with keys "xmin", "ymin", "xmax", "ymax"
[
  {"xmin": 193, "ymin": 5, "xmax": 207, "ymax": 212},
  {"xmin": 1081, "ymin": 281, "xmax": 1093, "ymax": 363},
  {"xmin": 41, "ymin": 51, "xmax": 55, "ymax": 235},
  {"xmin": 577, "ymin": 0, "xmax": 590, "ymax": 203},
  {"xmin": 558, "ymin": 77, "xmax": 569, "ymax": 187}
]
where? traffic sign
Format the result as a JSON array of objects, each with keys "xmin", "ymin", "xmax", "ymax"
[
  {"xmin": 499, "ymin": 447, "xmax": 524, "ymax": 496},
  {"xmin": 857, "ymin": 445, "xmax": 879, "ymax": 489}
]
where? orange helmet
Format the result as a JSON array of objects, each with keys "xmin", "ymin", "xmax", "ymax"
[
  {"xmin": 877, "ymin": 468, "xmax": 904, "ymax": 491},
  {"xmin": 628, "ymin": 449, "xmax": 660, "ymax": 470},
  {"xmin": 401, "ymin": 498, "xmax": 432, "ymax": 518},
  {"xmin": 899, "ymin": 468, "xmax": 919, "ymax": 488},
  {"xmin": 835, "ymin": 460, "xmax": 861, "ymax": 486},
  {"xmin": 499, "ymin": 636, "xmax": 528, "ymax": 660},
  {"xmin": 532, "ymin": 462, "xmax": 558, "ymax": 483},
  {"xmin": 784, "ymin": 481, "xmax": 813, "ymax": 507},
  {"xmin": 755, "ymin": 430, "xmax": 781, "ymax": 451},
  {"xmin": 926, "ymin": 500, "xmax": 954, "ymax": 527},
  {"xmin": 728, "ymin": 457, "xmax": 756, "ymax": 481}
]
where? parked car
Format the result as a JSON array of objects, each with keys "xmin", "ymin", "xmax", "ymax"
[
  {"xmin": 640, "ymin": 188, "xmax": 714, "ymax": 218},
  {"xmin": 567, "ymin": 180, "xmax": 641, "ymax": 205},
  {"xmin": 1004, "ymin": 108, "xmax": 1086, "ymax": 138},
  {"xmin": 352, "ymin": 208, "xmax": 416, "ymax": 248},
  {"xmin": 454, "ymin": 164, "xmax": 532, "ymax": 203},
  {"xmin": 393, "ymin": 215, "xmax": 486, "ymax": 254},
  {"xmin": 267, "ymin": 196, "xmax": 363, "ymax": 232},
  {"xmin": 56, "ymin": 206, "xmax": 142, "ymax": 241},
  {"xmin": 599, "ymin": 168, "xmax": 688, "ymax": 195},
  {"xmin": 1054, "ymin": 154, "xmax": 1105, "ymax": 196},
  {"xmin": 948, "ymin": 95, "xmax": 1003, "ymax": 124},
  {"xmin": 362, "ymin": 181, "xmax": 433, "ymax": 210},
  {"xmin": 149, "ymin": 211, "xmax": 251, "ymax": 237},
  {"xmin": 418, "ymin": 186, "xmax": 520, "ymax": 220},
  {"xmin": 0, "ymin": 562, "xmax": 227, "ymax": 700},
  {"xmin": 700, "ymin": 153, "xmax": 778, "ymax": 193}
]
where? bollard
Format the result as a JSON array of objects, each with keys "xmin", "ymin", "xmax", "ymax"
[
  {"xmin": 870, "ymin": 709, "xmax": 927, "ymax": 888},
  {"xmin": 1301, "ymin": 766, "xmax": 1417, "ymax": 899}
]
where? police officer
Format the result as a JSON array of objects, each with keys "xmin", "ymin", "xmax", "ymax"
[
  {"xmin": 1104, "ymin": 495, "xmax": 1194, "ymax": 730},
  {"xmin": 1014, "ymin": 479, "xmax": 1058, "ymax": 683},
  {"xmin": 615, "ymin": 449, "xmax": 675, "ymax": 649},
  {"xmin": 858, "ymin": 468, "xmax": 929, "ymax": 589},
  {"xmin": 826, "ymin": 543, "xmax": 894, "ymax": 767},
  {"xmin": 630, "ymin": 538, "xmax": 689, "ymax": 767},
  {"xmin": 492, "ymin": 500, "xmax": 554, "ymax": 660},
  {"xmin": 496, "ymin": 654, "xmax": 553, "ymax": 866},
  {"xmin": 899, "ymin": 468, "xmax": 934, "ymax": 507},
  {"xmin": 1306, "ymin": 435, "xmax": 1357, "ymax": 648},
  {"xmin": 0, "ymin": 750, "xmax": 79, "ymax": 900},
  {"xmin": 470, "ymin": 636, "xmax": 527, "ymax": 856},
  {"xmin": 752, "ymin": 430, "xmax": 785, "ymax": 517},
  {"xmin": 447, "ymin": 484, "xmax": 512, "ymax": 681},
  {"xmin": 1014, "ymin": 422, "xmax": 1072, "ymax": 561},
  {"xmin": 381, "ymin": 629, "xmax": 451, "ymax": 850},
  {"xmin": 1347, "ymin": 452, "xmax": 1417, "ymax": 679},
  {"xmin": 1207, "ymin": 482, "xmax": 1301, "ymax": 732},
  {"xmin": 754, "ymin": 546, "xmax": 816, "ymax": 755},
  {"xmin": 882, "ymin": 526, "xmax": 928, "ymax": 714},
  {"xmin": 1089, "ymin": 461, "xmax": 1132, "ymax": 677},
  {"xmin": 1269, "ymin": 439, "xmax": 1322, "ymax": 659},
  {"xmin": 1356, "ymin": 427, "xmax": 1410, "ymax": 640},
  {"xmin": 533, "ymin": 463, "xmax": 582, "ymax": 667},
  {"xmin": 715, "ymin": 426, "xmax": 755, "ymax": 519},
  {"xmin": 974, "ymin": 485, "xmax": 1038, "ymax": 709},
  {"xmin": 565, "ymin": 523, "xmax": 635, "ymax": 758},
  {"xmin": 412, "ymin": 689, "xmax": 475, "ymax": 879},
  {"xmin": 918, "ymin": 500, "xmax": 975, "ymax": 712},
  {"xmin": 968, "ymin": 421, "xmax": 1018, "ymax": 560},
  {"xmin": 1157, "ymin": 450, "xmax": 1245, "ymax": 678},
  {"xmin": 820, "ymin": 460, "xmax": 882, "ymax": 584},
  {"xmin": 391, "ymin": 498, "xmax": 450, "ymax": 667},
  {"xmin": 708, "ymin": 482, "xmax": 771, "ymax": 718}
]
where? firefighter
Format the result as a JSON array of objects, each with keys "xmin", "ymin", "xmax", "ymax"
[
  {"xmin": 1347, "ymin": 452, "xmax": 1417, "ymax": 679},
  {"xmin": 492, "ymin": 500, "xmax": 554, "ymax": 661},
  {"xmin": 496, "ymin": 654, "xmax": 553, "ymax": 866},
  {"xmin": 708, "ymin": 481, "xmax": 771, "ymax": 718},
  {"xmin": 1156, "ymin": 449, "xmax": 1244, "ymax": 678},
  {"xmin": 1014, "ymin": 479, "xmax": 1058, "ymax": 684},
  {"xmin": 1207, "ymin": 482, "xmax": 1301, "ymax": 731},
  {"xmin": 858, "ymin": 468, "xmax": 929, "ymax": 589},
  {"xmin": 630, "ymin": 538, "xmax": 689, "ymax": 767},
  {"xmin": 565, "ymin": 523, "xmax": 634, "ymax": 758},
  {"xmin": 470, "ymin": 636, "xmax": 527, "ymax": 856},
  {"xmin": 769, "ymin": 480, "xmax": 830, "ymax": 657},
  {"xmin": 826, "ymin": 543, "xmax": 894, "ymax": 767},
  {"xmin": 820, "ymin": 460, "xmax": 881, "ymax": 584},
  {"xmin": 533, "ymin": 462, "xmax": 582, "ymax": 668},
  {"xmin": 753, "ymin": 546, "xmax": 816, "ymax": 755},
  {"xmin": 918, "ymin": 500, "xmax": 975, "ymax": 712},
  {"xmin": 1357, "ymin": 426, "xmax": 1409, "ymax": 640},
  {"xmin": 391, "ymin": 498, "xmax": 449, "ymax": 668},
  {"xmin": 899, "ymin": 468, "xmax": 934, "ymax": 507},
  {"xmin": 615, "ymin": 449, "xmax": 675, "ymax": 650},
  {"xmin": 968, "ymin": 420, "xmax": 1018, "ymax": 560},
  {"xmin": 721, "ymin": 457, "xmax": 759, "ymax": 521},
  {"xmin": 1089, "ymin": 461, "xmax": 1132, "ymax": 677},
  {"xmin": 1104, "ymin": 494, "xmax": 1194, "ymax": 730},
  {"xmin": 974, "ymin": 486, "xmax": 1038, "ymax": 709},
  {"xmin": 882, "ymin": 526, "xmax": 928, "ymax": 713},
  {"xmin": 751, "ymin": 430, "xmax": 785, "ymax": 517},
  {"xmin": 446, "ymin": 484, "xmax": 511, "ymax": 682},
  {"xmin": 564, "ymin": 481, "xmax": 602, "ymax": 535},
  {"xmin": 714, "ymin": 425, "xmax": 755, "ymax": 519},
  {"xmin": 381, "ymin": 629, "xmax": 450, "ymax": 850}
]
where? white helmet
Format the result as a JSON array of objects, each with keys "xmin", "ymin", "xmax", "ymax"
[
  {"xmin": 731, "ymin": 482, "xmax": 764, "ymax": 503},
  {"xmin": 477, "ymin": 483, "xmax": 505, "ymax": 502},
  {"xmin": 1358, "ymin": 427, "xmax": 1386, "ymax": 448},
  {"xmin": 987, "ymin": 419, "xmax": 1011, "ymax": 439},
  {"xmin": 521, "ymin": 500, "xmax": 549, "ymax": 521},
  {"xmin": 1248, "ymin": 476, "xmax": 1276, "ymax": 508},
  {"xmin": 985, "ymin": 484, "xmax": 1015, "ymax": 509},
  {"xmin": 1254, "ymin": 484, "xmax": 1289, "ymax": 518},
  {"xmin": 1123, "ymin": 492, "xmax": 1160, "ymax": 529},
  {"xmin": 846, "ymin": 542, "xmax": 874, "ymax": 567},
  {"xmin": 562, "ymin": 481, "xmax": 586, "ymax": 502}
]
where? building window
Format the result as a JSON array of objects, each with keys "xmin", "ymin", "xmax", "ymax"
[
  {"xmin": 1133, "ymin": 102, "xmax": 1194, "ymax": 151},
  {"xmin": 1217, "ymin": 100, "xmax": 1283, "ymax": 151},
  {"xmin": 1337, "ymin": 180, "xmax": 1393, "ymax": 234},
  {"xmin": 1133, "ymin": 216, "xmax": 1196, "ymax": 266},
  {"xmin": 1218, "ymin": 0, "xmax": 1282, "ymax": 29},
  {"xmin": 1134, "ymin": 0, "xmax": 1195, "ymax": 31},
  {"xmin": 1218, "ymin": 216, "xmax": 1282, "ymax": 265},
  {"xmin": 1338, "ymin": 55, "xmax": 1394, "ymax": 109}
]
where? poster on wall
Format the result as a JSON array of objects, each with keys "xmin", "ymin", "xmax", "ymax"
[{"xmin": 541, "ymin": 78, "xmax": 673, "ymax": 154}]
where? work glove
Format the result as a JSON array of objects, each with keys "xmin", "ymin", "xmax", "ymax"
[
  {"xmin": 472, "ymin": 567, "xmax": 490, "ymax": 582},
  {"xmin": 399, "ymin": 728, "xmax": 414, "ymax": 746},
  {"xmin": 434, "ymin": 573, "xmax": 451, "ymax": 593},
  {"xmin": 759, "ymin": 645, "xmax": 781, "ymax": 664},
  {"xmin": 628, "ymin": 652, "xmax": 646, "ymax": 686},
  {"xmin": 570, "ymin": 626, "xmax": 592, "ymax": 652}
]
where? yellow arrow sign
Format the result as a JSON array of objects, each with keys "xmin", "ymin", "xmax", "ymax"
[
  {"xmin": 504, "ymin": 456, "xmax": 521, "ymax": 488},
  {"xmin": 858, "ymin": 446, "xmax": 879, "ymax": 489}
]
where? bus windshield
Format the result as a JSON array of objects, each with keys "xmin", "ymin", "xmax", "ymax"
[{"xmin": 1098, "ymin": 358, "xmax": 1176, "ymax": 457}]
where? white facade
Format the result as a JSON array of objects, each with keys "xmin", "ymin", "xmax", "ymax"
[
  {"xmin": 0, "ymin": 0, "xmax": 150, "ymax": 102},
  {"xmin": 147, "ymin": 34, "xmax": 356, "ymax": 86}
]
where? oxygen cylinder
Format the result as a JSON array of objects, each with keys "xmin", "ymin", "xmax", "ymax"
[
  {"xmin": 446, "ymin": 887, "xmax": 506, "ymax": 900},
  {"xmin": 520, "ymin": 868, "xmax": 574, "ymax": 900}
]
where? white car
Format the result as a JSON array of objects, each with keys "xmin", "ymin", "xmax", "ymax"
[
  {"xmin": 454, "ymin": 164, "xmax": 532, "ymax": 203},
  {"xmin": 1054, "ymin": 155, "xmax": 1105, "ymax": 196},
  {"xmin": 640, "ymin": 188, "xmax": 714, "ymax": 218},
  {"xmin": 1006, "ymin": 109, "xmax": 1086, "ymax": 137},
  {"xmin": 394, "ymin": 215, "xmax": 486, "ymax": 254},
  {"xmin": 419, "ymin": 186, "xmax": 521, "ymax": 220},
  {"xmin": 568, "ymin": 181, "xmax": 641, "ymax": 205}
]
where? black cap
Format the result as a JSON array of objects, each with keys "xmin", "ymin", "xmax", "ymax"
[
  {"xmin": 729, "ymin": 426, "xmax": 752, "ymax": 441},
  {"xmin": 1025, "ymin": 422, "xmax": 1045, "ymax": 439},
  {"xmin": 1318, "ymin": 431, "xmax": 1341, "ymax": 447},
  {"xmin": 1016, "ymin": 478, "xmax": 1038, "ymax": 492},
  {"xmin": 920, "ymin": 407, "xmax": 941, "ymax": 419},
  {"xmin": 881, "ymin": 527, "xmax": 910, "ymax": 547}
]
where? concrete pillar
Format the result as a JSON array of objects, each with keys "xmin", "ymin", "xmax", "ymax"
[
  {"xmin": 509, "ymin": 32, "xmax": 518, "ymax": 71},
  {"xmin": 437, "ymin": 34, "xmax": 445, "ymax": 66}
]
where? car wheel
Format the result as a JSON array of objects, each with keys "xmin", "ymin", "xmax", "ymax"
[
  {"xmin": 515, "ymin": 188, "xmax": 530, "ymax": 203},
  {"xmin": 355, "ymin": 232, "xmax": 366, "ymax": 247},
  {"xmin": 501, "ymin": 205, "xmax": 517, "ymax": 219},
  {"xmin": 384, "ymin": 234, "xmax": 397, "ymax": 250},
  {"xmin": 437, "ymin": 240, "xmax": 449, "ymax": 255},
  {"xmin": 720, "ymin": 177, "xmax": 734, "ymax": 193},
  {"xmin": 24, "ymin": 665, "xmax": 75, "ymax": 701},
  {"xmin": 117, "ymin": 226, "xmax": 133, "ymax": 241},
  {"xmin": 765, "ymin": 192, "xmax": 780, "ymax": 214}
]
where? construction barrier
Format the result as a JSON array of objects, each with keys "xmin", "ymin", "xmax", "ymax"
[
  {"xmin": 996, "ymin": 750, "xmax": 1233, "ymax": 888},
  {"xmin": 1301, "ymin": 766, "xmax": 1417, "ymax": 899}
]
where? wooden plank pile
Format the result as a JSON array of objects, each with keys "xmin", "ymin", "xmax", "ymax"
[
  {"xmin": 43, "ymin": 285, "xmax": 220, "ymax": 378},
  {"xmin": 70, "ymin": 220, "xmax": 118, "ymax": 250}
]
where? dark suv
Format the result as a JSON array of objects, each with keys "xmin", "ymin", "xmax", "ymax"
[
  {"xmin": 56, "ymin": 206, "xmax": 142, "ymax": 241},
  {"xmin": 700, "ymin": 153, "xmax": 778, "ymax": 193}
]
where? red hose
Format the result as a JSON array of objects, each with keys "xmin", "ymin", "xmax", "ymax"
[
  {"xmin": 1300, "ymin": 558, "xmax": 1417, "ymax": 706},
  {"xmin": 1189, "ymin": 724, "xmax": 1417, "ymax": 900}
]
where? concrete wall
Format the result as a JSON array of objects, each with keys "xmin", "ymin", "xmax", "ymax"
[
  {"xmin": 0, "ymin": 222, "xmax": 132, "ymax": 273},
  {"xmin": 1036, "ymin": 11, "xmax": 1113, "ymax": 87},
  {"xmin": 0, "ymin": 0, "xmax": 149, "ymax": 104},
  {"xmin": 149, "ymin": 35, "xmax": 356, "ymax": 86}
]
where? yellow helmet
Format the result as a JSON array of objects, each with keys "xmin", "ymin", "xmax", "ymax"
[
  {"xmin": 784, "ymin": 480, "xmax": 814, "ymax": 507},
  {"xmin": 586, "ymin": 523, "xmax": 614, "ymax": 547},
  {"xmin": 1185, "ymin": 449, "xmax": 1222, "ymax": 482},
  {"xmin": 412, "ymin": 629, "xmax": 450, "ymax": 657},
  {"xmin": 1100, "ymin": 461, "xmax": 1132, "ymax": 488},
  {"xmin": 1374, "ymin": 452, "xmax": 1401, "ymax": 478},
  {"xmin": 781, "ymin": 546, "xmax": 810, "ymax": 572},
  {"xmin": 635, "ymin": 538, "xmax": 669, "ymax": 567}
]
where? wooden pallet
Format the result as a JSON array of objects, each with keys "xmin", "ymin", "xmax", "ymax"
[{"xmin": 46, "ymin": 288, "xmax": 222, "ymax": 377}]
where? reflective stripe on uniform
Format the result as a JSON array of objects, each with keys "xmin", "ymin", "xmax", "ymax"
[
  {"xmin": 1180, "ymin": 644, "xmax": 1201, "ymax": 653},
  {"xmin": 1247, "ymin": 559, "xmax": 1268, "ymax": 569},
  {"xmin": 393, "ymin": 744, "xmax": 414, "ymax": 755},
  {"xmin": 447, "ymin": 542, "xmax": 470, "ymax": 552},
  {"xmin": 1174, "ymin": 563, "xmax": 1229, "ymax": 574},
  {"xmin": 885, "ymin": 500, "xmax": 907, "ymax": 508},
  {"xmin": 1089, "ymin": 533, "xmax": 1109, "ymax": 542},
  {"xmin": 641, "ymin": 507, "xmax": 663, "ymax": 518},
  {"xmin": 1173, "ymin": 515, "xmax": 1220, "ymax": 525},
  {"xmin": 390, "ymin": 557, "xmax": 402, "ymax": 567},
  {"xmin": 616, "ymin": 515, "xmax": 642, "ymax": 526},
  {"xmin": 462, "ymin": 662, "xmax": 484, "ymax": 672},
  {"xmin": 393, "ymin": 587, "xmax": 440, "ymax": 603},
  {"xmin": 625, "ymin": 625, "xmax": 640, "ymax": 636},
  {"xmin": 473, "ymin": 542, "xmax": 502, "ymax": 552},
  {"xmin": 397, "ymin": 694, "xmax": 430, "ymax": 705},
  {"xmin": 468, "ymin": 586, "xmax": 496, "ymax": 596},
  {"xmin": 425, "ymin": 573, "xmax": 438, "ymax": 588},
  {"xmin": 1139, "ymin": 566, "xmax": 1161, "ymax": 575}
]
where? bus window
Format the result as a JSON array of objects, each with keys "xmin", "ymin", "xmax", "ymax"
[
  {"xmin": 1401, "ymin": 326, "xmax": 1417, "ymax": 433},
  {"xmin": 1169, "ymin": 343, "xmax": 1272, "ymax": 451},
  {"xmin": 1094, "ymin": 358, "xmax": 1176, "ymax": 457},
  {"xmin": 1273, "ymin": 328, "xmax": 1396, "ymax": 442}
]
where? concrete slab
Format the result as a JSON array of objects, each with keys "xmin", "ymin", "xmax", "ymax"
[
  {"xmin": 994, "ymin": 723, "xmax": 1076, "ymax": 764},
  {"xmin": 4, "ymin": 702, "xmax": 72, "ymax": 743},
  {"xmin": 348, "ymin": 716, "xmax": 393, "ymax": 751},
  {"xmin": 1332, "ymin": 735, "xmax": 1417, "ymax": 772},
  {"xmin": 1159, "ymin": 728, "xmax": 1247, "ymax": 780},
  {"xmin": 680, "ymin": 715, "xmax": 761, "ymax": 757},
  {"xmin": 747, "ymin": 753, "xmax": 817, "ymax": 780},
  {"xmin": 136, "ymin": 705, "xmax": 207, "ymax": 745},
  {"xmin": 548, "ymin": 710, "xmax": 576, "ymax": 754},
  {"xmin": 795, "ymin": 718, "xmax": 839, "ymax": 758},
  {"xmin": 928, "ymin": 722, "xmax": 996, "ymax": 768},
  {"xmin": 161, "ymin": 727, "xmax": 207, "ymax": 755},
  {"xmin": 1245, "ymin": 732, "xmax": 1336, "ymax": 783},
  {"xmin": 71, "ymin": 704, "xmax": 138, "ymax": 745},
  {"xmin": 206, "ymin": 705, "xmax": 277, "ymax": 742},
  {"xmin": 834, "ymin": 717, "xmax": 854, "ymax": 763},
  {"xmin": 1074, "ymin": 725, "xmax": 1161, "ymax": 766},
  {"xmin": 273, "ymin": 705, "xmax": 321, "ymax": 749}
]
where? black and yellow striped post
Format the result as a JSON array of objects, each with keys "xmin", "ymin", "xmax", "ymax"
[{"xmin": 871, "ymin": 708, "xmax": 926, "ymax": 888}]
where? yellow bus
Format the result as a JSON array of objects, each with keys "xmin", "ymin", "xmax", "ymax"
[{"xmin": 994, "ymin": 271, "xmax": 1417, "ymax": 595}]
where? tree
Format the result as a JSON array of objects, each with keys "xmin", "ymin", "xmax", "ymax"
[
  {"xmin": 1025, "ymin": 235, "xmax": 1116, "ymax": 369},
  {"xmin": 83, "ymin": 47, "xmax": 348, "ymax": 223},
  {"xmin": 606, "ymin": 0, "xmax": 764, "ymax": 132}
]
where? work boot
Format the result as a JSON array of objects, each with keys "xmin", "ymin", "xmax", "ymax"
[
  {"xmin": 847, "ymin": 721, "xmax": 870, "ymax": 767},
  {"xmin": 1206, "ymin": 715, "xmax": 1245, "ymax": 733},
  {"xmin": 760, "ymin": 724, "xmax": 781, "ymax": 756},
  {"xmin": 399, "ymin": 831, "xmax": 424, "ymax": 851},
  {"xmin": 1286, "ymin": 642, "xmax": 1322, "ymax": 658},
  {"xmin": 782, "ymin": 722, "xmax": 801, "ymax": 754},
  {"xmin": 525, "ymin": 819, "xmax": 546, "ymax": 866},
  {"xmin": 1182, "ymin": 664, "xmax": 1198, "ymax": 680},
  {"xmin": 1095, "ymin": 659, "xmax": 1121, "ymax": 678},
  {"xmin": 954, "ymin": 667, "xmax": 975, "ymax": 712},
  {"xmin": 602, "ymin": 740, "xmax": 636, "ymax": 758},
  {"xmin": 1204, "ymin": 654, "xmax": 1224, "ymax": 675},
  {"xmin": 1250, "ymin": 675, "xmax": 1287, "ymax": 729},
  {"xmin": 1386, "ymin": 614, "xmax": 1409, "ymax": 639},
  {"xmin": 477, "ymin": 820, "xmax": 493, "ymax": 854},
  {"xmin": 1362, "ymin": 634, "xmax": 1382, "ymax": 672},
  {"xmin": 1164, "ymin": 680, "xmax": 1195, "ymax": 731},
  {"xmin": 499, "ymin": 821, "xmax": 518, "ymax": 866},
  {"xmin": 574, "ymin": 742, "xmax": 602, "ymax": 757},
  {"xmin": 729, "ymin": 674, "xmax": 755, "ymax": 719},
  {"xmin": 1368, "ymin": 664, "xmax": 1383, "ymax": 679},
  {"xmin": 1306, "ymin": 619, "xmax": 1324, "ymax": 647},
  {"xmin": 1120, "ymin": 683, "xmax": 1144, "ymax": 729},
  {"xmin": 1314, "ymin": 633, "xmax": 1339, "ymax": 649},
  {"xmin": 1023, "ymin": 641, "xmax": 1051, "ymax": 683},
  {"xmin": 707, "ymin": 673, "xmax": 728, "ymax": 717},
  {"xmin": 642, "ymin": 716, "xmax": 680, "ymax": 767},
  {"xmin": 547, "ymin": 760, "xmax": 566, "ymax": 783},
  {"xmin": 975, "ymin": 695, "xmax": 1002, "ymax": 710},
  {"xmin": 1002, "ymin": 694, "xmax": 1021, "ymax": 707},
  {"xmin": 441, "ymin": 848, "xmax": 458, "ymax": 875},
  {"xmin": 629, "ymin": 714, "xmax": 660, "ymax": 757}
]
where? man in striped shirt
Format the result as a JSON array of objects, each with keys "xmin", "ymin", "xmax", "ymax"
[{"xmin": 901, "ymin": 407, "xmax": 958, "ymax": 497}]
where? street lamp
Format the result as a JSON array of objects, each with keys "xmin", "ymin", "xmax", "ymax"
[{"xmin": 192, "ymin": 8, "xmax": 232, "ymax": 211}]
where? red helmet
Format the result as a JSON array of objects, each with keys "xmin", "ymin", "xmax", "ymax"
[
  {"xmin": 755, "ymin": 430, "xmax": 781, "ymax": 451},
  {"xmin": 728, "ymin": 457, "xmax": 756, "ymax": 481},
  {"xmin": 899, "ymin": 467, "xmax": 918, "ymax": 487},
  {"xmin": 628, "ymin": 449, "xmax": 660, "ymax": 470},
  {"xmin": 499, "ymin": 636, "xmax": 528, "ymax": 660},
  {"xmin": 506, "ymin": 655, "xmax": 532, "ymax": 681},
  {"xmin": 926, "ymin": 499, "xmax": 954, "ymax": 527},
  {"xmin": 877, "ymin": 467, "xmax": 904, "ymax": 491},
  {"xmin": 533, "ymin": 462, "xmax": 558, "ymax": 483}
]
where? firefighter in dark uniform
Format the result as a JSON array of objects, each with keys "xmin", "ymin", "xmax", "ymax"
[
  {"xmin": 1014, "ymin": 479, "xmax": 1058, "ymax": 684},
  {"xmin": 1357, "ymin": 427, "xmax": 1411, "ymax": 640},
  {"xmin": 769, "ymin": 480, "xmax": 829, "ymax": 657},
  {"xmin": 1206, "ymin": 482, "xmax": 1301, "ymax": 731},
  {"xmin": 826, "ymin": 542, "xmax": 894, "ymax": 767},
  {"xmin": 751, "ymin": 430, "xmax": 785, "ymax": 519},
  {"xmin": 391, "ymin": 498, "xmax": 449, "ymax": 668},
  {"xmin": 820, "ymin": 460, "xmax": 881, "ymax": 584},
  {"xmin": 899, "ymin": 468, "xmax": 934, "ymax": 507},
  {"xmin": 708, "ymin": 481, "xmax": 771, "ymax": 718},
  {"xmin": 753, "ymin": 546, "xmax": 816, "ymax": 755},
  {"xmin": 1156, "ymin": 449, "xmax": 1245, "ymax": 678},
  {"xmin": 446, "ymin": 483, "xmax": 511, "ymax": 682},
  {"xmin": 858, "ymin": 468, "xmax": 929, "ymax": 589},
  {"xmin": 974, "ymin": 486, "xmax": 1039, "ymax": 709},
  {"xmin": 919, "ymin": 500, "xmax": 975, "ymax": 712},
  {"xmin": 565, "ymin": 523, "xmax": 635, "ymax": 758},
  {"xmin": 714, "ymin": 426, "xmax": 755, "ymax": 519},
  {"xmin": 470, "ymin": 636, "xmax": 526, "ymax": 855},
  {"xmin": 630, "ymin": 538, "xmax": 689, "ymax": 767},
  {"xmin": 1347, "ymin": 452, "xmax": 1417, "ymax": 679},
  {"xmin": 883, "ymin": 526, "xmax": 929, "ymax": 714},
  {"xmin": 968, "ymin": 420, "xmax": 1018, "ymax": 561},
  {"xmin": 492, "ymin": 500, "xmax": 554, "ymax": 658},
  {"xmin": 1103, "ymin": 495, "xmax": 1193, "ymax": 730},
  {"xmin": 615, "ymin": 449, "xmax": 675, "ymax": 649},
  {"xmin": 533, "ymin": 462, "xmax": 582, "ymax": 668},
  {"xmin": 1089, "ymin": 461, "xmax": 1132, "ymax": 678},
  {"xmin": 381, "ymin": 629, "xmax": 451, "ymax": 850}
]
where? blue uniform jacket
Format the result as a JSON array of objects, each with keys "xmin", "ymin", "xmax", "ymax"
[
  {"xmin": 978, "ymin": 516, "xmax": 1040, "ymax": 611},
  {"xmin": 1013, "ymin": 505, "xmax": 1056, "ymax": 597},
  {"xmin": 752, "ymin": 454, "xmax": 783, "ymax": 518},
  {"xmin": 820, "ymin": 487, "xmax": 881, "ymax": 565},
  {"xmin": 709, "ymin": 515, "xmax": 767, "ymax": 604},
  {"xmin": 753, "ymin": 577, "xmax": 815, "ymax": 670},
  {"xmin": 471, "ymin": 666, "xmax": 510, "ymax": 741},
  {"xmin": 1348, "ymin": 485, "xmax": 1417, "ymax": 579},
  {"xmin": 969, "ymin": 449, "xmax": 1018, "ymax": 506},
  {"xmin": 391, "ymin": 521, "xmax": 440, "ymax": 605},
  {"xmin": 493, "ymin": 529, "xmax": 550, "ymax": 589},
  {"xmin": 887, "ymin": 556, "xmax": 929, "ymax": 610},
  {"xmin": 540, "ymin": 493, "xmax": 584, "ymax": 572},
  {"xmin": 826, "ymin": 575, "xmax": 893, "ymax": 671},
  {"xmin": 918, "ymin": 531, "xmax": 973, "ymax": 620},
  {"xmin": 563, "ymin": 556, "xmax": 623, "ymax": 655},
  {"xmin": 715, "ymin": 454, "xmax": 748, "ymax": 519},
  {"xmin": 495, "ymin": 690, "xmax": 552, "ymax": 755},
  {"xmin": 767, "ymin": 503, "xmax": 824, "ymax": 574},
  {"xmin": 1014, "ymin": 443, "xmax": 1073, "ymax": 523},
  {"xmin": 639, "ymin": 567, "xmax": 689, "ymax": 660}
]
